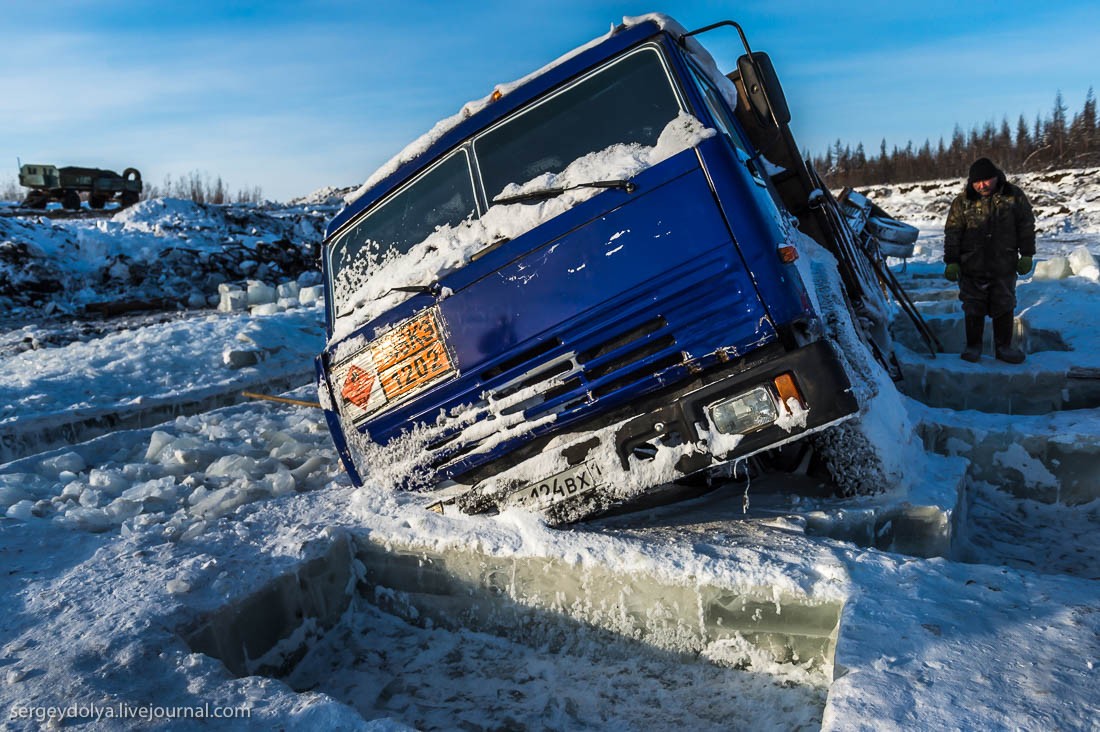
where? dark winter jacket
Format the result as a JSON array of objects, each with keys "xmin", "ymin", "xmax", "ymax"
[{"xmin": 943, "ymin": 172, "xmax": 1036, "ymax": 278}]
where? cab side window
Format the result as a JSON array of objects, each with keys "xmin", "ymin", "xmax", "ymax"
[{"xmin": 687, "ymin": 65, "xmax": 767, "ymax": 186}]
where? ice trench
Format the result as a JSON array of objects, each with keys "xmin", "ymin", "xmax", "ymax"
[
  {"xmin": 891, "ymin": 273, "xmax": 1097, "ymax": 415},
  {"xmin": 892, "ymin": 271, "xmax": 1100, "ymax": 579},
  {"xmin": 179, "ymin": 273, "xmax": 1099, "ymax": 728},
  {"xmin": 185, "ymin": 531, "xmax": 840, "ymax": 730},
  {"xmin": 177, "ymin": 449, "xmax": 1091, "ymax": 731}
]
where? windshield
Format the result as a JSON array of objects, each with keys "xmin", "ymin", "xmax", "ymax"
[
  {"xmin": 327, "ymin": 45, "xmax": 683, "ymax": 326},
  {"xmin": 329, "ymin": 150, "xmax": 478, "ymax": 318},
  {"xmin": 476, "ymin": 47, "xmax": 681, "ymax": 199}
]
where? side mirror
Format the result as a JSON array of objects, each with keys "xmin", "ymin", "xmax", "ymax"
[{"xmin": 736, "ymin": 52, "xmax": 791, "ymax": 127}]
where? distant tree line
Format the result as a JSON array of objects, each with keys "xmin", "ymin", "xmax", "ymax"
[
  {"xmin": 142, "ymin": 171, "xmax": 264, "ymax": 204},
  {"xmin": 0, "ymin": 178, "xmax": 20, "ymax": 201},
  {"xmin": 814, "ymin": 88, "xmax": 1098, "ymax": 188}
]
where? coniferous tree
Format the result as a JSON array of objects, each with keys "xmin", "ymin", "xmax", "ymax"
[
  {"xmin": 949, "ymin": 125, "xmax": 966, "ymax": 172},
  {"xmin": 1049, "ymin": 90, "xmax": 1068, "ymax": 162},
  {"xmin": 917, "ymin": 139, "xmax": 933, "ymax": 180},
  {"xmin": 995, "ymin": 118, "xmax": 1012, "ymax": 166},
  {"xmin": 1069, "ymin": 86, "xmax": 1096, "ymax": 163},
  {"xmin": 878, "ymin": 138, "xmax": 892, "ymax": 183},
  {"xmin": 1015, "ymin": 114, "xmax": 1032, "ymax": 163},
  {"xmin": 846, "ymin": 143, "xmax": 863, "ymax": 185},
  {"xmin": 1085, "ymin": 87, "xmax": 1097, "ymax": 154}
]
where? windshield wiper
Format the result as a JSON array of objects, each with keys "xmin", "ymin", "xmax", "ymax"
[
  {"xmin": 492, "ymin": 179, "xmax": 636, "ymax": 206},
  {"xmin": 387, "ymin": 281, "xmax": 442, "ymax": 296}
]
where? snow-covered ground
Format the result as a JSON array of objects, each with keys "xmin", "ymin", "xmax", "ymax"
[
  {"xmin": 2, "ymin": 168, "xmax": 1099, "ymax": 730},
  {"xmin": 0, "ymin": 189, "xmax": 349, "ymax": 318}
]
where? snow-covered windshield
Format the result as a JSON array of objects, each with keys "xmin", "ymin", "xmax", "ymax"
[
  {"xmin": 475, "ymin": 47, "xmax": 681, "ymax": 200},
  {"xmin": 328, "ymin": 45, "xmax": 683, "ymax": 324},
  {"xmin": 330, "ymin": 151, "xmax": 478, "ymax": 319}
]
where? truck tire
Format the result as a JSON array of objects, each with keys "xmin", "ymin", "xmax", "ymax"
[
  {"xmin": 810, "ymin": 419, "xmax": 887, "ymax": 497},
  {"xmin": 62, "ymin": 190, "xmax": 81, "ymax": 211},
  {"xmin": 120, "ymin": 191, "xmax": 139, "ymax": 207},
  {"xmin": 22, "ymin": 192, "xmax": 48, "ymax": 210},
  {"xmin": 866, "ymin": 215, "xmax": 918, "ymax": 246},
  {"xmin": 876, "ymin": 240, "xmax": 915, "ymax": 260},
  {"xmin": 89, "ymin": 194, "xmax": 107, "ymax": 209}
]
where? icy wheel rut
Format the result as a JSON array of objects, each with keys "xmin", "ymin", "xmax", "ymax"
[
  {"xmin": 0, "ymin": 306, "xmax": 325, "ymax": 464},
  {"xmin": 0, "ymin": 370, "xmax": 313, "ymax": 465}
]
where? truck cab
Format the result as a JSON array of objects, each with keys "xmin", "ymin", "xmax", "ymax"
[
  {"xmin": 316, "ymin": 17, "xmax": 878, "ymax": 523},
  {"xmin": 18, "ymin": 164, "xmax": 61, "ymax": 190}
]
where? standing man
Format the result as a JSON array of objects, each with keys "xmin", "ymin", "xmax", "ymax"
[{"xmin": 943, "ymin": 157, "xmax": 1035, "ymax": 363}]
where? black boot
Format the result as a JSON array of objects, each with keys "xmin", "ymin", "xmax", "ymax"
[
  {"xmin": 961, "ymin": 315, "xmax": 984, "ymax": 363},
  {"xmin": 993, "ymin": 313, "xmax": 1025, "ymax": 364}
]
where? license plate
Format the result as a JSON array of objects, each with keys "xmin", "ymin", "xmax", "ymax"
[
  {"xmin": 333, "ymin": 308, "xmax": 455, "ymax": 423},
  {"xmin": 507, "ymin": 461, "xmax": 603, "ymax": 510}
]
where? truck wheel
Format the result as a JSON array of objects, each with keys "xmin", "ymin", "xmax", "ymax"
[
  {"xmin": 89, "ymin": 194, "xmax": 107, "ymax": 209},
  {"xmin": 62, "ymin": 190, "xmax": 82, "ymax": 210},
  {"xmin": 120, "ymin": 191, "xmax": 139, "ymax": 207},
  {"xmin": 810, "ymin": 419, "xmax": 887, "ymax": 497},
  {"xmin": 22, "ymin": 192, "xmax": 48, "ymax": 209},
  {"xmin": 866, "ymin": 215, "xmax": 919, "ymax": 246}
]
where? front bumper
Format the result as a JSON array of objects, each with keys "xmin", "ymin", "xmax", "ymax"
[
  {"xmin": 444, "ymin": 338, "xmax": 859, "ymax": 523},
  {"xmin": 614, "ymin": 338, "xmax": 857, "ymax": 474}
]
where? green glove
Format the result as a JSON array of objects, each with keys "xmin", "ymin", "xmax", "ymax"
[
  {"xmin": 944, "ymin": 263, "xmax": 960, "ymax": 282},
  {"xmin": 1017, "ymin": 256, "xmax": 1033, "ymax": 275}
]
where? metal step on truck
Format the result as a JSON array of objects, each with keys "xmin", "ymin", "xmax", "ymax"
[{"xmin": 314, "ymin": 14, "xmax": 936, "ymax": 524}]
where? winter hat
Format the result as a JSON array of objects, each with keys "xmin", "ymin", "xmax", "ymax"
[{"xmin": 968, "ymin": 157, "xmax": 1000, "ymax": 183}]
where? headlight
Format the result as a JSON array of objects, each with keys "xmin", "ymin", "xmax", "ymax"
[{"xmin": 707, "ymin": 386, "xmax": 778, "ymax": 435}]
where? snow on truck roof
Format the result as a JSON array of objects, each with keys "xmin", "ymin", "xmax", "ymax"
[{"xmin": 328, "ymin": 13, "xmax": 730, "ymax": 238}]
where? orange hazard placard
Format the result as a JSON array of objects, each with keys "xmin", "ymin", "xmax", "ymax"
[
  {"xmin": 374, "ymin": 310, "xmax": 453, "ymax": 400},
  {"xmin": 340, "ymin": 364, "xmax": 376, "ymax": 409},
  {"xmin": 334, "ymin": 308, "xmax": 455, "ymax": 423}
]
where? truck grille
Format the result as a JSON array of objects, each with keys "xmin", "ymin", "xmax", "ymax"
[
  {"xmin": 425, "ymin": 269, "xmax": 760, "ymax": 474},
  {"xmin": 426, "ymin": 314, "xmax": 675, "ymax": 469}
]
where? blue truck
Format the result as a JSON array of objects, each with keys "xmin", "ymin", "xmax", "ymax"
[{"xmin": 315, "ymin": 16, "xmax": 917, "ymax": 523}]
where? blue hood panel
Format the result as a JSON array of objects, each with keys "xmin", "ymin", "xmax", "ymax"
[{"xmin": 325, "ymin": 153, "xmax": 778, "ymax": 481}]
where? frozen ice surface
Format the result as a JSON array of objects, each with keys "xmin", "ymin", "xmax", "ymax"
[
  {"xmin": 38, "ymin": 451, "xmax": 87, "ymax": 477},
  {"xmin": 1078, "ymin": 263, "xmax": 1100, "ymax": 281},
  {"xmin": 298, "ymin": 284, "xmax": 324, "ymax": 305},
  {"xmin": 247, "ymin": 281, "xmax": 277, "ymax": 306},
  {"xmin": 0, "ymin": 304, "xmax": 324, "ymax": 463},
  {"xmin": 5, "ymin": 499, "xmax": 36, "ymax": 521},
  {"xmin": 219, "ymin": 288, "xmax": 247, "ymax": 312},
  {"xmin": 1068, "ymin": 243, "xmax": 1097, "ymax": 274},
  {"xmin": 3, "ymin": 154, "xmax": 1100, "ymax": 729},
  {"xmin": 1, "ymin": 390, "xmax": 340, "ymax": 537},
  {"xmin": 287, "ymin": 595, "xmax": 827, "ymax": 731},
  {"xmin": 1034, "ymin": 255, "xmax": 1072, "ymax": 280}
]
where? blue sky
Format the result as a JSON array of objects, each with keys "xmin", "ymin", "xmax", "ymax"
[{"xmin": 2, "ymin": 1, "xmax": 1097, "ymax": 201}]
